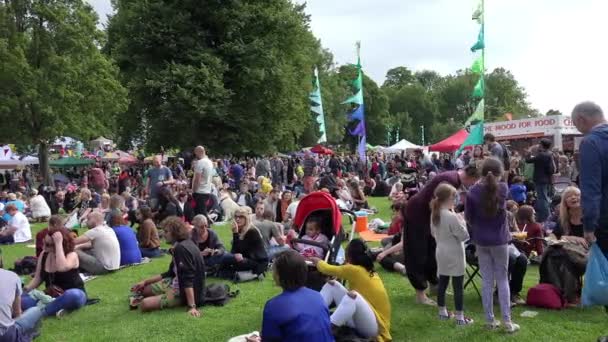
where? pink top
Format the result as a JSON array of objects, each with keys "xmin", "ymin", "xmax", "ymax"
[{"xmin": 297, "ymin": 233, "xmax": 329, "ymax": 258}]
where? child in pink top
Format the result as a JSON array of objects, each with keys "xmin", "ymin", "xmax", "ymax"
[{"xmin": 295, "ymin": 218, "xmax": 329, "ymax": 259}]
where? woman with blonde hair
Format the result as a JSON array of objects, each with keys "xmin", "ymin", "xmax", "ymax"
[
  {"xmin": 553, "ymin": 186, "xmax": 585, "ymax": 242},
  {"xmin": 75, "ymin": 188, "xmax": 98, "ymax": 224},
  {"xmin": 100, "ymin": 193, "xmax": 111, "ymax": 211},
  {"xmin": 220, "ymin": 207, "xmax": 268, "ymax": 282}
]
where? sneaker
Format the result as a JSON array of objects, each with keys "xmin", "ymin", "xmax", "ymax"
[
  {"xmin": 55, "ymin": 309, "xmax": 66, "ymax": 319},
  {"xmin": 235, "ymin": 271, "xmax": 258, "ymax": 283},
  {"xmin": 485, "ymin": 320, "xmax": 501, "ymax": 330},
  {"xmin": 456, "ymin": 316, "xmax": 474, "ymax": 326},
  {"xmin": 511, "ymin": 294, "xmax": 526, "ymax": 306},
  {"xmin": 438, "ymin": 312, "xmax": 453, "ymax": 321},
  {"xmin": 504, "ymin": 322, "xmax": 520, "ymax": 334}
]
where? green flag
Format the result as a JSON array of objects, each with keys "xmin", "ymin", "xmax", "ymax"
[
  {"xmin": 464, "ymin": 99, "xmax": 484, "ymax": 127},
  {"xmin": 342, "ymin": 89, "xmax": 364, "ymax": 105},
  {"xmin": 470, "ymin": 24, "xmax": 485, "ymax": 52},
  {"xmin": 457, "ymin": 122, "xmax": 485, "ymax": 154},
  {"xmin": 310, "ymin": 67, "xmax": 327, "ymax": 143},
  {"xmin": 471, "ymin": 55, "xmax": 484, "ymax": 74},
  {"xmin": 472, "ymin": 77, "xmax": 485, "ymax": 98}
]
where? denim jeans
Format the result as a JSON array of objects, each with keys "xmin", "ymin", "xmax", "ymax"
[
  {"xmin": 140, "ymin": 247, "xmax": 162, "ymax": 258},
  {"xmin": 0, "ymin": 234, "xmax": 14, "ymax": 245},
  {"xmin": 15, "ymin": 306, "xmax": 44, "ymax": 332},
  {"xmin": 22, "ymin": 289, "xmax": 87, "ymax": 316},
  {"xmin": 205, "ymin": 253, "xmax": 233, "ymax": 267},
  {"xmin": 535, "ymin": 183, "xmax": 551, "ymax": 222}
]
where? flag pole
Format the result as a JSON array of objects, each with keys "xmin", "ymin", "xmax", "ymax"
[{"xmin": 481, "ymin": 0, "xmax": 485, "ymax": 100}]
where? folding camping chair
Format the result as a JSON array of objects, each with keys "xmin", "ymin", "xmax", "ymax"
[{"xmin": 464, "ymin": 243, "xmax": 481, "ymax": 298}]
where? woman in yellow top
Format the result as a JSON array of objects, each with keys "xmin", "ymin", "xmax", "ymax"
[{"xmin": 312, "ymin": 239, "xmax": 392, "ymax": 342}]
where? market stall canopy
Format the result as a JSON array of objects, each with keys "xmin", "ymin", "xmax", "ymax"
[
  {"xmin": 118, "ymin": 154, "xmax": 138, "ymax": 165},
  {"xmin": 382, "ymin": 139, "xmax": 422, "ymax": 152},
  {"xmin": 102, "ymin": 150, "xmax": 134, "ymax": 162},
  {"xmin": 49, "ymin": 157, "xmax": 94, "ymax": 168},
  {"xmin": 310, "ymin": 144, "xmax": 334, "ymax": 155},
  {"xmin": 428, "ymin": 129, "xmax": 469, "ymax": 153},
  {"xmin": 89, "ymin": 136, "xmax": 113, "ymax": 149},
  {"xmin": 19, "ymin": 156, "xmax": 39, "ymax": 165}
]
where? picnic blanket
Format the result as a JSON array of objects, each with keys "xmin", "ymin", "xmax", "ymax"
[{"xmin": 358, "ymin": 230, "xmax": 390, "ymax": 242}]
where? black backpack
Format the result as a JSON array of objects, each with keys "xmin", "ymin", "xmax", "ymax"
[
  {"xmin": 203, "ymin": 283, "xmax": 239, "ymax": 306},
  {"xmin": 13, "ymin": 256, "xmax": 38, "ymax": 276},
  {"xmin": 499, "ymin": 143, "xmax": 511, "ymax": 170}
]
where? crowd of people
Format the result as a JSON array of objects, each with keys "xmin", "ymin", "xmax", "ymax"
[{"xmin": 1, "ymin": 101, "xmax": 608, "ymax": 341}]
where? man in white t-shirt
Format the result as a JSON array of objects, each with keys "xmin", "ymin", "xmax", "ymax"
[
  {"xmin": 0, "ymin": 204, "xmax": 31, "ymax": 244},
  {"xmin": 0, "ymin": 266, "xmax": 43, "ymax": 340},
  {"xmin": 74, "ymin": 212, "xmax": 120, "ymax": 275},
  {"xmin": 192, "ymin": 145, "xmax": 214, "ymax": 216}
]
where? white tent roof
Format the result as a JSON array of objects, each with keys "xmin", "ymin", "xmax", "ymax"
[{"xmin": 383, "ymin": 139, "xmax": 422, "ymax": 152}]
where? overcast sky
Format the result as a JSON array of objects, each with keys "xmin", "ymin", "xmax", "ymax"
[{"xmin": 87, "ymin": 0, "xmax": 608, "ymax": 116}]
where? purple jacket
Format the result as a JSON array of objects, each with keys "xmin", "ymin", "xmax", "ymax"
[{"xmin": 465, "ymin": 182, "xmax": 511, "ymax": 246}]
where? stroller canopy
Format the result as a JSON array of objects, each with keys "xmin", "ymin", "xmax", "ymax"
[{"xmin": 294, "ymin": 191, "xmax": 342, "ymax": 236}]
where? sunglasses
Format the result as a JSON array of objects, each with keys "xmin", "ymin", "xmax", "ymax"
[{"xmin": 235, "ymin": 215, "xmax": 246, "ymax": 219}]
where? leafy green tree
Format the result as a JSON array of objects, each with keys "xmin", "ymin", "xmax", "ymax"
[
  {"xmin": 107, "ymin": 0, "xmax": 321, "ymax": 154},
  {"xmin": 546, "ymin": 109, "xmax": 563, "ymax": 116},
  {"xmin": 485, "ymin": 68, "xmax": 536, "ymax": 121},
  {"xmin": 382, "ymin": 66, "xmax": 416, "ymax": 89},
  {"xmin": 387, "ymin": 112, "xmax": 414, "ymax": 146},
  {"xmin": 384, "ymin": 84, "xmax": 438, "ymax": 144},
  {"xmin": 0, "ymin": 0, "xmax": 128, "ymax": 184},
  {"xmin": 415, "ymin": 70, "xmax": 443, "ymax": 92}
]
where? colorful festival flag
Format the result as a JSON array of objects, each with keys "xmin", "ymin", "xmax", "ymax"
[
  {"xmin": 342, "ymin": 41, "xmax": 366, "ymax": 161},
  {"xmin": 310, "ymin": 67, "xmax": 327, "ymax": 143},
  {"xmin": 458, "ymin": 0, "xmax": 485, "ymax": 154},
  {"xmin": 471, "ymin": 55, "xmax": 484, "ymax": 74},
  {"xmin": 464, "ymin": 99, "xmax": 484, "ymax": 127},
  {"xmin": 357, "ymin": 135, "xmax": 367, "ymax": 161},
  {"xmin": 458, "ymin": 122, "xmax": 484, "ymax": 153},
  {"xmin": 348, "ymin": 105, "xmax": 365, "ymax": 122},
  {"xmin": 341, "ymin": 89, "xmax": 363, "ymax": 105},
  {"xmin": 470, "ymin": 24, "xmax": 485, "ymax": 52},
  {"xmin": 350, "ymin": 121, "xmax": 366, "ymax": 136},
  {"xmin": 472, "ymin": 77, "xmax": 485, "ymax": 98}
]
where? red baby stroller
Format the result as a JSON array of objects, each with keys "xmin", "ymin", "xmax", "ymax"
[{"xmin": 292, "ymin": 191, "xmax": 356, "ymax": 291}]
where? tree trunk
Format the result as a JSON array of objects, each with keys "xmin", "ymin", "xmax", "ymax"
[{"xmin": 38, "ymin": 142, "xmax": 51, "ymax": 186}]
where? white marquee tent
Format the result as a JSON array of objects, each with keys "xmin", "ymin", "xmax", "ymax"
[{"xmin": 382, "ymin": 139, "xmax": 422, "ymax": 152}]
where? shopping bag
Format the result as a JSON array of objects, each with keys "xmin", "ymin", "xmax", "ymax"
[{"xmin": 581, "ymin": 243, "xmax": 608, "ymax": 307}]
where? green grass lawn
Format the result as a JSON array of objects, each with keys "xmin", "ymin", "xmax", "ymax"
[{"xmin": 2, "ymin": 197, "xmax": 607, "ymax": 342}]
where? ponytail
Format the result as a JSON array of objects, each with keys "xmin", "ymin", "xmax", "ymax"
[
  {"xmin": 430, "ymin": 198, "xmax": 441, "ymax": 226},
  {"xmin": 480, "ymin": 157, "xmax": 504, "ymax": 218},
  {"xmin": 346, "ymin": 239, "xmax": 375, "ymax": 276}
]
